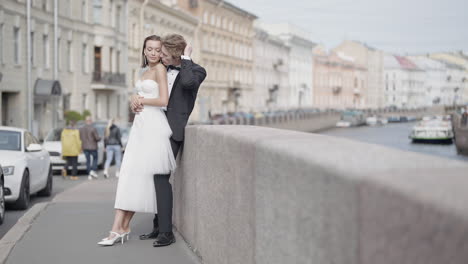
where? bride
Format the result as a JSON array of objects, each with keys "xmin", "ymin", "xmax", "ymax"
[{"xmin": 98, "ymin": 35, "xmax": 176, "ymax": 246}]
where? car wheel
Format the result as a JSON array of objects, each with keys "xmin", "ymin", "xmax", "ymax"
[
  {"xmin": 12, "ymin": 170, "xmax": 30, "ymax": 210},
  {"xmin": 38, "ymin": 166, "xmax": 53, "ymax": 197},
  {"xmin": 0, "ymin": 176, "xmax": 5, "ymax": 225}
]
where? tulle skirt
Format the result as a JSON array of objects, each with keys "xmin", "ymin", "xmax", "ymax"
[{"xmin": 114, "ymin": 106, "xmax": 176, "ymax": 213}]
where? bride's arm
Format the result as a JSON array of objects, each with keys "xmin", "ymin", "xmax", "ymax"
[{"xmin": 139, "ymin": 64, "xmax": 169, "ymax": 107}]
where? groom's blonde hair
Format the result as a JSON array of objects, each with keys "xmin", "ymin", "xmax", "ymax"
[{"xmin": 162, "ymin": 34, "xmax": 187, "ymax": 59}]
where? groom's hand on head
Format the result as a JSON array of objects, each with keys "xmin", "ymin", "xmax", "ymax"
[{"xmin": 184, "ymin": 43, "xmax": 192, "ymax": 57}]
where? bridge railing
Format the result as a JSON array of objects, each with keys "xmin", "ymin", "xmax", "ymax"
[{"xmin": 173, "ymin": 125, "xmax": 468, "ymax": 264}]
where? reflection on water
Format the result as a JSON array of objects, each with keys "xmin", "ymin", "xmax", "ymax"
[{"xmin": 318, "ymin": 122, "xmax": 468, "ymax": 162}]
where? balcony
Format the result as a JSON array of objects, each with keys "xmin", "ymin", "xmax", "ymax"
[{"xmin": 92, "ymin": 72, "xmax": 126, "ymax": 86}]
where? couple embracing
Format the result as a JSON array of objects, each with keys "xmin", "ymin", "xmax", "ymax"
[{"xmin": 97, "ymin": 34, "xmax": 206, "ymax": 247}]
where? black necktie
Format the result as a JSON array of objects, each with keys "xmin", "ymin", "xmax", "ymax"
[{"xmin": 167, "ymin": 65, "xmax": 181, "ymax": 71}]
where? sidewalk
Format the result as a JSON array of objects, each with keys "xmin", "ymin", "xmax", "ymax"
[{"xmin": 3, "ymin": 176, "xmax": 201, "ymax": 264}]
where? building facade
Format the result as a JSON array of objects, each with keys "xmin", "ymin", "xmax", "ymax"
[
  {"xmin": 333, "ymin": 40, "xmax": 384, "ymax": 109},
  {"xmin": 383, "ymin": 54, "xmax": 425, "ymax": 108},
  {"xmin": 175, "ymin": 0, "xmax": 257, "ymax": 119},
  {"xmin": 409, "ymin": 56, "xmax": 449, "ymax": 107},
  {"xmin": 429, "ymin": 52, "xmax": 468, "ymax": 105},
  {"xmin": 0, "ymin": 0, "xmax": 128, "ymax": 139},
  {"xmin": 260, "ymin": 23, "xmax": 316, "ymax": 109},
  {"xmin": 252, "ymin": 26, "xmax": 289, "ymax": 111},
  {"xmin": 312, "ymin": 45, "xmax": 367, "ymax": 109}
]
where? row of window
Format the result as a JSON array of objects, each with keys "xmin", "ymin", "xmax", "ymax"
[
  {"xmin": 26, "ymin": 0, "xmax": 123, "ymax": 30},
  {"xmin": 202, "ymin": 11, "xmax": 251, "ymax": 37},
  {"xmin": 201, "ymin": 34, "xmax": 252, "ymax": 60},
  {"xmin": 315, "ymin": 75, "xmax": 365, "ymax": 88},
  {"xmin": 203, "ymin": 60, "xmax": 253, "ymax": 84},
  {"xmin": 0, "ymin": 23, "xmax": 123, "ymax": 74}
]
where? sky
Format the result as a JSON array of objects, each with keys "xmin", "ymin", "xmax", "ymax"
[{"xmin": 227, "ymin": 0, "xmax": 468, "ymax": 54}]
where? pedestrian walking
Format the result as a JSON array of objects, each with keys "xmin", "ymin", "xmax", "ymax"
[
  {"xmin": 61, "ymin": 120, "xmax": 82, "ymax": 180},
  {"xmin": 80, "ymin": 116, "xmax": 101, "ymax": 180},
  {"xmin": 103, "ymin": 118, "xmax": 123, "ymax": 178}
]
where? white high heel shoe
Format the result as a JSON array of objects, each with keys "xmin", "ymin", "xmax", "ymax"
[
  {"xmin": 123, "ymin": 230, "xmax": 131, "ymax": 241},
  {"xmin": 97, "ymin": 231, "xmax": 125, "ymax": 246}
]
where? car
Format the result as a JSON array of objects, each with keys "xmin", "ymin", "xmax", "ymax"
[
  {"xmin": 336, "ymin": 110, "xmax": 366, "ymax": 127},
  {"xmin": 409, "ymin": 116, "xmax": 454, "ymax": 143},
  {"xmin": 0, "ymin": 164, "xmax": 5, "ymax": 224},
  {"xmin": 387, "ymin": 116, "xmax": 401, "ymax": 122},
  {"xmin": 0, "ymin": 126, "xmax": 53, "ymax": 210},
  {"xmin": 120, "ymin": 126, "xmax": 131, "ymax": 152},
  {"xmin": 42, "ymin": 124, "xmax": 105, "ymax": 172}
]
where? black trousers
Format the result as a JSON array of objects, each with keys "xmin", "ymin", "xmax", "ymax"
[
  {"xmin": 64, "ymin": 156, "xmax": 78, "ymax": 176},
  {"xmin": 153, "ymin": 138, "xmax": 182, "ymax": 233}
]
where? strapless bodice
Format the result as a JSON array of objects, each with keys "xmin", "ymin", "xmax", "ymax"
[{"xmin": 135, "ymin": 79, "xmax": 159, "ymax": 98}]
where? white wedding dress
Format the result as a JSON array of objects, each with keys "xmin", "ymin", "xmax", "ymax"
[{"xmin": 114, "ymin": 79, "xmax": 176, "ymax": 213}]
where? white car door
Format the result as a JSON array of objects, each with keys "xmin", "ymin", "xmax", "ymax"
[
  {"xmin": 24, "ymin": 132, "xmax": 44, "ymax": 192},
  {"xmin": 32, "ymin": 134, "xmax": 49, "ymax": 186}
]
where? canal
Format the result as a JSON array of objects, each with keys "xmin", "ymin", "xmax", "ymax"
[{"xmin": 318, "ymin": 121, "xmax": 468, "ymax": 162}]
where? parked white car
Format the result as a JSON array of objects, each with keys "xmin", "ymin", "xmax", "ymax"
[
  {"xmin": 42, "ymin": 126, "xmax": 105, "ymax": 172},
  {"xmin": 0, "ymin": 126, "xmax": 53, "ymax": 210}
]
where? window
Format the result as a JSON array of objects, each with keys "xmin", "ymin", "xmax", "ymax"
[
  {"xmin": 82, "ymin": 0, "xmax": 87, "ymax": 22},
  {"xmin": 203, "ymin": 12, "xmax": 208, "ymax": 24},
  {"xmin": 30, "ymin": 32, "xmax": 35, "ymax": 66},
  {"xmin": 57, "ymin": 37, "xmax": 61, "ymax": 70},
  {"xmin": 67, "ymin": 40, "xmax": 73, "ymax": 71},
  {"xmin": 109, "ymin": 0, "xmax": 113, "ymax": 27},
  {"xmin": 117, "ymin": 94, "xmax": 121, "ymax": 117},
  {"xmin": 42, "ymin": 0, "xmax": 47, "ymax": 11},
  {"xmin": 109, "ymin": 47, "xmax": 113, "ymax": 73},
  {"xmin": 116, "ymin": 50, "xmax": 120, "ymax": 73},
  {"xmin": 116, "ymin": 6, "xmax": 121, "ymax": 31},
  {"xmin": 14, "ymin": 27, "xmax": 20, "ymax": 64},
  {"xmin": 43, "ymin": 34, "xmax": 49, "ymax": 68},
  {"xmin": 210, "ymin": 14, "xmax": 215, "ymax": 25},
  {"xmin": 82, "ymin": 43, "xmax": 88, "ymax": 73},
  {"xmin": 0, "ymin": 24, "xmax": 3, "ymax": 64},
  {"xmin": 82, "ymin": 93, "xmax": 87, "ymax": 111},
  {"xmin": 93, "ymin": 0, "xmax": 102, "ymax": 24}
]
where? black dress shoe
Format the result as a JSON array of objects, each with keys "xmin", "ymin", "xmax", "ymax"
[
  {"xmin": 139, "ymin": 229, "xmax": 159, "ymax": 240},
  {"xmin": 153, "ymin": 232, "xmax": 176, "ymax": 247}
]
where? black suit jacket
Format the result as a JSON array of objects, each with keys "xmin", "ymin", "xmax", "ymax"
[{"xmin": 165, "ymin": 59, "xmax": 206, "ymax": 142}]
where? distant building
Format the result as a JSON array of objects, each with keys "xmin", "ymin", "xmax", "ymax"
[
  {"xmin": 312, "ymin": 45, "xmax": 367, "ymax": 109},
  {"xmin": 409, "ymin": 56, "xmax": 451, "ymax": 106},
  {"xmin": 0, "ymin": 0, "xmax": 128, "ymax": 139},
  {"xmin": 175, "ymin": 0, "xmax": 257, "ymax": 118},
  {"xmin": 383, "ymin": 54, "xmax": 425, "ymax": 108},
  {"xmin": 429, "ymin": 52, "xmax": 468, "ymax": 105},
  {"xmin": 259, "ymin": 23, "xmax": 316, "ymax": 108},
  {"xmin": 252, "ymin": 25, "xmax": 290, "ymax": 111},
  {"xmin": 333, "ymin": 40, "xmax": 384, "ymax": 108}
]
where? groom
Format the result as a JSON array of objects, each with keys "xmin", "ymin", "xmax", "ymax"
[{"xmin": 131, "ymin": 34, "xmax": 206, "ymax": 247}]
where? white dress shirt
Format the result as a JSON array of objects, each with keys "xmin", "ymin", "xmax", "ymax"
[
  {"xmin": 163, "ymin": 56, "xmax": 191, "ymax": 111},
  {"xmin": 162, "ymin": 65, "xmax": 180, "ymax": 111}
]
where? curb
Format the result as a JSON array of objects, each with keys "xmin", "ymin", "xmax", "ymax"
[{"xmin": 0, "ymin": 202, "xmax": 50, "ymax": 264}]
